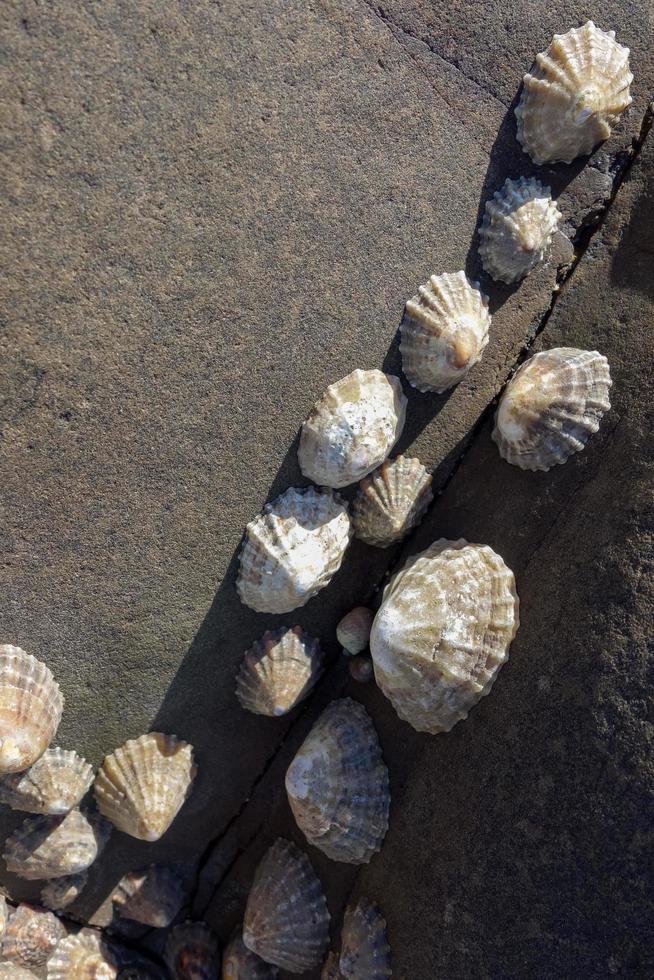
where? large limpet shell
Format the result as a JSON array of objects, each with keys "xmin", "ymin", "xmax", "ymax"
[
  {"xmin": 113, "ymin": 865, "xmax": 185, "ymax": 928},
  {"xmin": 237, "ymin": 487, "xmax": 352, "ymax": 614},
  {"xmin": 94, "ymin": 733, "xmax": 197, "ymax": 842},
  {"xmin": 339, "ymin": 899, "xmax": 391, "ymax": 980},
  {"xmin": 4, "ymin": 808, "xmax": 110, "ymax": 880},
  {"xmin": 243, "ymin": 839, "xmax": 330, "ymax": 973},
  {"xmin": 41, "ymin": 872, "xmax": 88, "ymax": 911},
  {"xmin": 336, "ymin": 608, "xmax": 374, "ymax": 656},
  {"xmin": 2, "ymin": 903, "xmax": 66, "ymax": 969},
  {"xmin": 492, "ymin": 348, "xmax": 612, "ymax": 471},
  {"xmin": 0, "ymin": 748, "xmax": 94, "ymax": 815},
  {"xmin": 46, "ymin": 929, "xmax": 117, "ymax": 980},
  {"xmin": 370, "ymin": 539, "xmax": 520, "ymax": 734},
  {"xmin": 351, "ymin": 456, "xmax": 433, "ymax": 547},
  {"xmin": 515, "ymin": 21, "xmax": 632, "ymax": 165},
  {"xmin": 479, "ymin": 177, "xmax": 562, "ymax": 285},
  {"xmin": 236, "ymin": 627, "xmax": 324, "ymax": 717},
  {"xmin": 164, "ymin": 921, "xmax": 220, "ymax": 980},
  {"xmin": 298, "ymin": 369, "xmax": 407, "ymax": 489},
  {"xmin": 222, "ymin": 931, "xmax": 279, "ymax": 979},
  {"xmin": 400, "ymin": 272, "xmax": 490, "ymax": 394},
  {"xmin": 286, "ymin": 699, "xmax": 389, "ymax": 864},
  {"xmin": 0, "ymin": 646, "xmax": 63, "ymax": 775}
]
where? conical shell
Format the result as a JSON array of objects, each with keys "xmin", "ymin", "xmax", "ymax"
[
  {"xmin": 479, "ymin": 177, "xmax": 562, "ymax": 284},
  {"xmin": 339, "ymin": 900, "xmax": 391, "ymax": 980},
  {"xmin": 46, "ymin": 930, "xmax": 117, "ymax": 980},
  {"xmin": 164, "ymin": 922, "xmax": 220, "ymax": 980},
  {"xmin": 298, "ymin": 370, "xmax": 407, "ymax": 489},
  {"xmin": 4, "ymin": 808, "xmax": 110, "ymax": 880},
  {"xmin": 243, "ymin": 839, "xmax": 330, "ymax": 973},
  {"xmin": 237, "ymin": 487, "xmax": 352, "ymax": 614},
  {"xmin": 336, "ymin": 608, "xmax": 374, "ymax": 656},
  {"xmin": 222, "ymin": 932, "xmax": 279, "ymax": 979},
  {"xmin": 285, "ymin": 699, "xmax": 389, "ymax": 864},
  {"xmin": 236, "ymin": 628, "xmax": 324, "ymax": 717},
  {"xmin": 2, "ymin": 904, "xmax": 66, "ymax": 969},
  {"xmin": 94, "ymin": 733, "xmax": 197, "ymax": 842},
  {"xmin": 0, "ymin": 748, "xmax": 93, "ymax": 815},
  {"xmin": 515, "ymin": 21, "xmax": 632, "ymax": 165},
  {"xmin": 0, "ymin": 646, "xmax": 63, "ymax": 775},
  {"xmin": 41, "ymin": 872, "xmax": 88, "ymax": 911},
  {"xmin": 400, "ymin": 272, "xmax": 490, "ymax": 394},
  {"xmin": 0, "ymin": 967, "xmax": 39, "ymax": 980},
  {"xmin": 113, "ymin": 865, "xmax": 185, "ymax": 928},
  {"xmin": 321, "ymin": 953, "xmax": 342, "ymax": 980},
  {"xmin": 351, "ymin": 456, "xmax": 433, "ymax": 547},
  {"xmin": 370, "ymin": 539, "xmax": 520, "ymax": 734},
  {"xmin": 492, "ymin": 348, "xmax": 612, "ymax": 471}
]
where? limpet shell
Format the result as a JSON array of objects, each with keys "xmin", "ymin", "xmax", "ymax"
[
  {"xmin": 0, "ymin": 646, "xmax": 63, "ymax": 775},
  {"xmin": 236, "ymin": 627, "xmax": 324, "ymax": 717},
  {"xmin": 400, "ymin": 272, "xmax": 490, "ymax": 393},
  {"xmin": 351, "ymin": 456, "xmax": 433, "ymax": 547},
  {"xmin": 41, "ymin": 872, "xmax": 88, "ymax": 911},
  {"xmin": 94, "ymin": 733, "xmax": 197, "ymax": 842},
  {"xmin": 0, "ymin": 748, "xmax": 94, "ymax": 815},
  {"xmin": 370, "ymin": 539, "xmax": 519, "ymax": 734},
  {"xmin": 237, "ymin": 487, "xmax": 352, "ymax": 614},
  {"xmin": 222, "ymin": 931, "xmax": 279, "ymax": 979},
  {"xmin": 243, "ymin": 839, "xmax": 330, "ymax": 973},
  {"xmin": 298, "ymin": 369, "xmax": 407, "ymax": 489},
  {"xmin": 515, "ymin": 21, "xmax": 632, "ymax": 165},
  {"xmin": 336, "ymin": 607, "xmax": 374, "ymax": 656},
  {"xmin": 4, "ymin": 808, "xmax": 110, "ymax": 880},
  {"xmin": 339, "ymin": 899, "xmax": 391, "ymax": 980},
  {"xmin": 46, "ymin": 929, "xmax": 117, "ymax": 980},
  {"xmin": 113, "ymin": 865, "xmax": 185, "ymax": 928},
  {"xmin": 479, "ymin": 177, "xmax": 562, "ymax": 285},
  {"xmin": 348, "ymin": 656, "xmax": 373, "ymax": 684},
  {"xmin": 2, "ymin": 903, "xmax": 66, "ymax": 969},
  {"xmin": 492, "ymin": 348, "xmax": 612, "ymax": 471},
  {"xmin": 285, "ymin": 699, "xmax": 389, "ymax": 864},
  {"xmin": 164, "ymin": 921, "xmax": 220, "ymax": 980}
]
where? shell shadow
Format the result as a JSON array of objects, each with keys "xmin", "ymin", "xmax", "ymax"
[{"xmin": 610, "ymin": 179, "xmax": 654, "ymax": 298}]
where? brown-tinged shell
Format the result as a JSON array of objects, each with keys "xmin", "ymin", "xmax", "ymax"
[
  {"xmin": 46, "ymin": 929, "xmax": 117, "ymax": 980},
  {"xmin": 4, "ymin": 808, "xmax": 110, "ymax": 880},
  {"xmin": 243, "ymin": 839, "xmax": 330, "ymax": 973},
  {"xmin": 0, "ymin": 646, "xmax": 64, "ymax": 775},
  {"xmin": 113, "ymin": 866, "xmax": 185, "ymax": 928},
  {"xmin": 221, "ymin": 931, "xmax": 279, "ymax": 979},
  {"xmin": 351, "ymin": 457, "xmax": 433, "ymax": 548},
  {"xmin": 41, "ymin": 872, "xmax": 88, "ymax": 911},
  {"xmin": 164, "ymin": 922, "xmax": 220, "ymax": 980},
  {"xmin": 2, "ymin": 903, "xmax": 66, "ymax": 969},
  {"xmin": 0, "ymin": 748, "xmax": 93, "ymax": 815},
  {"xmin": 235, "ymin": 628, "xmax": 324, "ymax": 717},
  {"xmin": 336, "ymin": 608, "xmax": 373, "ymax": 656},
  {"xmin": 94, "ymin": 734, "xmax": 197, "ymax": 842},
  {"xmin": 339, "ymin": 899, "xmax": 391, "ymax": 980}
]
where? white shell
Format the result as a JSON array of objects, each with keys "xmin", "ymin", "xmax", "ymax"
[
  {"xmin": 236, "ymin": 627, "xmax": 324, "ymax": 717},
  {"xmin": 479, "ymin": 177, "xmax": 562, "ymax": 284},
  {"xmin": 3, "ymin": 808, "xmax": 110, "ymax": 880},
  {"xmin": 94, "ymin": 733, "xmax": 196, "ymax": 842},
  {"xmin": 492, "ymin": 348, "xmax": 612, "ymax": 471},
  {"xmin": 400, "ymin": 272, "xmax": 490, "ymax": 393},
  {"xmin": 2, "ymin": 903, "xmax": 66, "ymax": 969},
  {"xmin": 222, "ymin": 931, "xmax": 279, "ymax": 979},
  {"xmin": 515, "ymin": 21, "xmax": 633, "ymax": 165},
  {"xmin": 113, "ymin": 865, "xmax": 185, "ymax": 928},
  {"xmin": 336, "ymin": 608, "xmax": 374, "ymax": 656},
  {"xmin": 298, "ymin": 370, "xmax": 407, "ymax": 489},
  {"xmin": 0, "ymin": 748, "xmax": 93, "ymax": 815},
  {"xmin": 41, "ymin": 872, "xmax": 88, "ymax": 911},
  {"xmin": 165, "ymin": 921, "xmax": 220, "ymax": 980},
  {"xmin": 46, "ymin": 930, "xmax": 117, "ymax": 980},
  {"xmin": 237, "ymin": 487, "xmax": 352, "ymax": 614},
  {"xmin": 351, "ymin": 456, "xmax": 433, "ymax": 547},
  {"xmin": 370, "ymin": 539, "xmax": 520, "ymax": 734},
  {"xmin": 340, "ymin": 899, "xmax": 391, "ymax": 980},
  {"xmin": 0, "ymin": 646, "xmax": 63, "ymax": 775},
  {"xmin": 285, "ymin": 699, "xmax": 389, "ymax": 864}
]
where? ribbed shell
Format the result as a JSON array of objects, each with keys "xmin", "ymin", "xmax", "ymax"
[
  {"xmin": 370, "ymin": 539, "xmax": 520, "ymax": 734},
  {"xmin": 222, "ymin": 932, "xmax": 279, "ymax": 979},
  {"xmin": 492, "ymin": 348, "xmax": 612, "ymax": 470},
  {"xmin": 2, "ymin": 904, "xmax": 66, "ymax": 969},
  {"xmin": 113, "ymin": 866, "xmax": 185, "ymax": 928},
  {"xmin": 164, "ymin": 922, "xmax": 220, "ymax": 980},
  {"xmin": 515, "ymin": 21, "xmax": 632, "ymax": 165},
  {"xmin": 285, "ymin": 699, "xmax": 389, "ymax": 864},
  {"xmin": 46, "ymin": 930, "xmax": 117, "ymax": 980},
  {"xmin": 0, "ymin": 646, "xmax": 63, "ymax": 775},
  {"xmin": 236, "ymin": 628, "xmax": 324, "ymax": 717},
  {"xmin": 41, "ymin": 872, "xmax": 88, "ymax": 911},
  {"xmin": 243, "ymin": 839, "xmax": 330, "ymax": 973},
  {"xmin": 0, "ymin": 748, "xmax": 93, "ymax": 815},
  {"xmin": 94, "ymin": 733, "xmax": 197, "ymax": 842},
  {"xmin": 298, "ymin": 370, "xmax": 407, "ymax": 489},
  {"xmin": 3, "ymin": 809, "xmax": 110, "ymax": 880},
  {"xmin": 351, "ymin": 456, "xmax": 433, "ymax": 547},
  {"xmin": 339, "ymin": 900, "xmax": 391, "ymax": 980},
  {"xmin": 336, "ymin": 608, "xmax": 374, "ymax": 656},
  {"xmin": 237, "ymin": 487, "xmax": 352, "ymax": 614},
  {"xmin": 0, "ymin": 967, "xmax": 40, "ymax": 980},
  {"xmin": 400, "ymin": 272, "xmax": 490, "ymax": 393},
  {"xmin": 479, "ymin": 177, "xmax": 562, "ymax": 284}
]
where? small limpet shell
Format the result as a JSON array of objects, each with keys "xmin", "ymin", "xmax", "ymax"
[
  {"xmin": 4, "ymin": 808, "xmax": 110, "ymax": 880},
  {"xmin": 236, "ymin": 627, "xmax": 324, "ymax": 717},
  {"xmin": 113, "ymin": 865, "xmax": 185, "ymax": 928},
  {"xmin": 2, "ymin": 903, "xmax": 66, "ymax": 969},
  {"xmin": 351, "ymin": 456, "xmax": 433, "ymax": 547},
  {"xmin": 285, "ymin": 699, "xmax": 389, "ymax": 864},
  {"xmin": 94, "ymin": 733, "xmax": 197, "ymax": 842},
  {"xmin": 336, "ymin": 607, "xmax": 374, "ymax": 656},
  {"xmin": 298, "ymin": 369, "xmax": 407, "ymax": 489},
  {"xmin": 339, "ymin": 899, "xmax": 391, "ymax": 980},
  {"xmin": 370, "ymin": 539, "xmax": 519, "ymax": 734},
  {"xmin": 164, "ymin": 921, "xmax": 220, "ymax": 980},
  {"xmin": 479, "ymin": 177, "xmax": 562, "ymax": 285},
  {"xmin": 243, "ymin": 839, "xmax": 330, "ymax": 973},
  {"xmin": 222, "ymin": 931, "xmax": 279, "ymax": 979},
  {"xmin": 492, "ymin": 348, "xmax": 612, "ymax": 471},
  {"xmin": 0, "ymin": 646, "xmax": 63, "ymax": 775},
  {"xmin": 237, "ymin": 487, "xmax": 352, "ymax": 614},
  {"xmin": 515, "ymin": 21, "xmax": 632, "ymax": 165},
  {"xmin": 400, "ymin": 272, "xmax": 490, "ymax": 394},
  {"xmin": 41, "ymin": 872, "xmax": 88, "ymax": 911},
  {"xmin": 0, "ymin": 748, "xmax": 94, "ymax": 815},
  {"xmin": 46, "ymin": 929, "xmax": 117, "ymax": 980}
]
